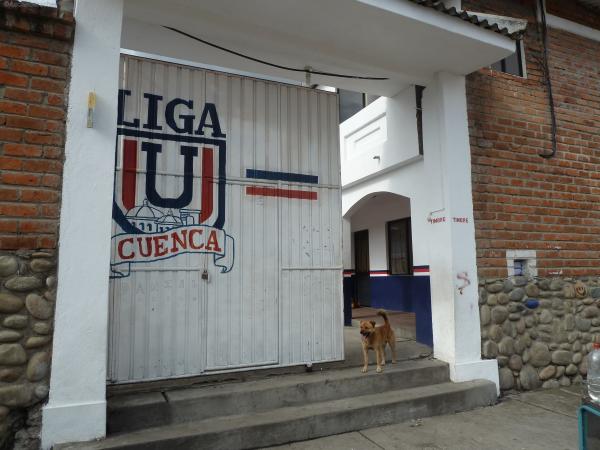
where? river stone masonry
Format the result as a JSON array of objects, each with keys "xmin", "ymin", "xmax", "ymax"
[
  {"xmin": 0, "ymin": 252, "xmax": 56, "ymax": 449},
  {"xmin": 480, "ymin": 276, "xmax": 599, "ymax": 392}
]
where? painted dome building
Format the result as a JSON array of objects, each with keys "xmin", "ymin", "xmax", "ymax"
[
  {"xmin": 125, "ymin": 199, "xmax": 163, "ymax": 233},
  {"xmin": 155, "ymin": 209, "xmax": 183, "ymax": 232}
]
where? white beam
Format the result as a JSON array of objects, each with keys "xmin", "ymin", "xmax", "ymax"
[
  {"xmin": 547, "ymin": 13, "xmax": 600, "ymax": 43},
  {"xmin": 41, "ymin": 0, "xmax": 123, "ymax": 448}
]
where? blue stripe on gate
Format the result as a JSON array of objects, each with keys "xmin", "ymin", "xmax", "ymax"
[{"xmin": 246, "ymin": 169, "xmax": 318, "ymax": 184}]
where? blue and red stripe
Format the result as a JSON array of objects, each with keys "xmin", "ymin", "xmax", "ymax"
[
  {"xmin": 245, "ymin": 169, "xmax": 318, "ymax": 200},
  {"xmin": 341, "ymin": 266, "xmax": 430, "ymax": 277},
  {"xmin": 246, "ymin": 169, "xmax": 318, "ymax": 184},
  {"xmin": 413, "ymin": 265, "xmax": 430, "ymax": 275}
]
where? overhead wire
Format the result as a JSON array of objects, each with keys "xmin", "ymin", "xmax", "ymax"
[{"xmin": 163, "ymin": 26, "xmax": 389, "ymax": 81}]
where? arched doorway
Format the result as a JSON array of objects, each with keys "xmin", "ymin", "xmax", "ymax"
[{"xmin": 343, "ymin": 192, "xmax": 432, "ymax": 347}]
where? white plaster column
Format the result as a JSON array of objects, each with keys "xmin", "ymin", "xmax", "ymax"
[
  {"xmin": 41, "ymin": 1, "xmax": 124, "ymax": 448},
  {"xmin": 424, "ymin": 72, "xmax": 499, "ymax": 393}
]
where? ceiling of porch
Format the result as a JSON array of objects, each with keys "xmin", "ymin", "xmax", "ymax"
[{"xmin": 121, "ymin": 0, "xmax": 516, "ymax": 96}]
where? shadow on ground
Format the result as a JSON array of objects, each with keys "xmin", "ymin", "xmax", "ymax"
[
  {"xmin": 264, "ymin": 385, "xmax": 598, "ymax": 450},
  {"xmin": 108, "ymin": 325, "xmax": 432, "ymax": 396}
]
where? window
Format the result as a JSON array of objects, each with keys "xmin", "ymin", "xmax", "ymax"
[
  {"xmin": 506, "ymin": 250, "xmax": 537, "ymax": 277},
  {"xmin": 491, "ymin": 40, "xmax": 525, "ymax": 77},
  {"xmin": 387, "ymin": 218, "xmax": 412, "ymax": 275},
  {"xmin": 338, "ymin": 89, "xmax": 380, "ymax": 123}
]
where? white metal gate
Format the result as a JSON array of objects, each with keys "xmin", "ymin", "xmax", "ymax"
[{"xmin": 108, "ymin": 55, "xmax": 342, "ymax": 383}]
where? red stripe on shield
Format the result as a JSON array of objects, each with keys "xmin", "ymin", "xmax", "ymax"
[
  {"xmin": 199, "ymin": 147, "xmax": 214, "ymax": 224},
  {"xmin": 122, "ymin": 139, "xmax": 137, "ymax": 211}
]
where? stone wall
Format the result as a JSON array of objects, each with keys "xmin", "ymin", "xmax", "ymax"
[
  {"xmin": 0, "ymin": 252, "xmax": 56, "ymax": 449},
  {"xmin": 480, "ymin": 276, "xmax": 599, "ymax": 392}
]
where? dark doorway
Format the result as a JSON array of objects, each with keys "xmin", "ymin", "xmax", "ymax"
[{"xmin": 354, "ymin": 229, "xmax": 371, "ymax": 306}]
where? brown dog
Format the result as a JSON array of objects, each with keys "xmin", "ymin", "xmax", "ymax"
[{"xmin": 359, "ymin": 310, "xmax": 396, "ymax": 373}]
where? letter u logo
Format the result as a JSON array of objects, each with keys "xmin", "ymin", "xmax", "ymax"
[{"xmin": 142, "ymin": 142, "xmax": 198, "ymax": 209}]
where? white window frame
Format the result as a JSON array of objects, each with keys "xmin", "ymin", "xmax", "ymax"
[{"xmin": 506, "ymin": 250, "xmax": 537, "ymax": 277}]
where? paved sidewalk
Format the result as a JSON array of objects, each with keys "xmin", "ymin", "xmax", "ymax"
[{"xmin": 264, "ymin": 386, "xmax": 591, "ymax": 450}]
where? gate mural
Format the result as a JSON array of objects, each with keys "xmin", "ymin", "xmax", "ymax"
[
  {"xmin": 108, "ymin": 55, "xmax": 343, "ymax": 383},
  {"xmin": 110, "ymin": 91, "xmax": 234, "ymax": 278}
]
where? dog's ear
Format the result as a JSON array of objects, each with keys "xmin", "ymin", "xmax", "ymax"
[{"xmin": 370, "ymin": 320, "xmax": 376, "ymax": 327}]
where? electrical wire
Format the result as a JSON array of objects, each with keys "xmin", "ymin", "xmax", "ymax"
[
  {"xmin": 537, "ymin": 0, "xmax": 557, "ymax": 159},
  {"xmin": 163, "ymin": 26, "xmax": 389, "ymax": 81}
]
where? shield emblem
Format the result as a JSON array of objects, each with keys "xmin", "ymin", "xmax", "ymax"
[{"xmin": 112, "ymin": 133, "xmax": 226, "ymax": 234}]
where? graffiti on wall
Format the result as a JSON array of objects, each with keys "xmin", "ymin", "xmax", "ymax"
[{"xmin": 456, "ymin": 271, "xmax": 471, "ymax": 295}]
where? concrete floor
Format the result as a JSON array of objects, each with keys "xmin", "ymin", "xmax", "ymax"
[
  {"xmin": 340, "ymin": 326, "xmax": 430, "ymax": 369},
  {"xmin": 108, "ymin": 326, "xmax": 432, "ymax": 396},
  {"xmin": 264, "ymin": 386, "xmax": 594, "ymax": 450},
  {"xmin": 352, "ymin": 307, "xmax": 417, "ymax": 339}
]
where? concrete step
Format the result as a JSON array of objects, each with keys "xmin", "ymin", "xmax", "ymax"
[
  {"xmin": 57, "ymin": 379, "xmax": 497, "ymax": 450},
  {"xmin": 107, "ymin": 359, "xmax": 449, "ymax": 433}
]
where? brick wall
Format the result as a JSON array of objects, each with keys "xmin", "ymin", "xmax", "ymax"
[
  {"xmin": 0, "ymin": 1, "xmax": 73, "ymax": 250},
  {"xmin": 464, "ymin": 0, "xmax": 600, "ymax": 278}
]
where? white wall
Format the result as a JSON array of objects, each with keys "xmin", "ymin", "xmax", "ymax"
[
  {"xmin": 340, "ymin": 86, "xmax": 430, "ymax": 272},
  {"xmin": 348, "ymin": 193, "xmax": 410, "ymax": 270},
  {"xmin": 341, "ymin": 87, "xmax": 420, "ymax": 187},
  {"xmin": 342, "ymin": 166, "xmax": 430, "ymax": 270},
  {"xmin": 341, "ymin": 87, "xmax": 431, "ymax": 270},
  {"xmin": 546, "ymin": 13, "xmax": 600, "ymax": 43}
]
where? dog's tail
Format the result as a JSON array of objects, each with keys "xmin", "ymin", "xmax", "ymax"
[{"xmin": 377, "ymin": 309, "xmax": 390, "ymax": 328}]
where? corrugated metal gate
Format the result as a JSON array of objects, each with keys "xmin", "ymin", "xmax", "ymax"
[{"xmin": 108, "ymin": 55, "xmax": 343, "ymax": 383}]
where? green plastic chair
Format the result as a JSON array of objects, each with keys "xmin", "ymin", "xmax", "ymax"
[{"xmin": 579, "ymin": 403, "xmax": 600, "ymax": 450}]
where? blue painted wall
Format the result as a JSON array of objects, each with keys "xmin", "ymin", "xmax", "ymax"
[
  {"xmin": 370, "ymin": 276, "xmax": 415, "ymax": 311},
  {"xmin": 343, "ymin": 277, "xmax": 354, "ymax": 326},
  {"xmin": 412, "ymin": 277, "xmax": 433, "ymax": 348},
  {"xmin": 343, "ymin": 274, "xmax": 433, "ymax": 347}
]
